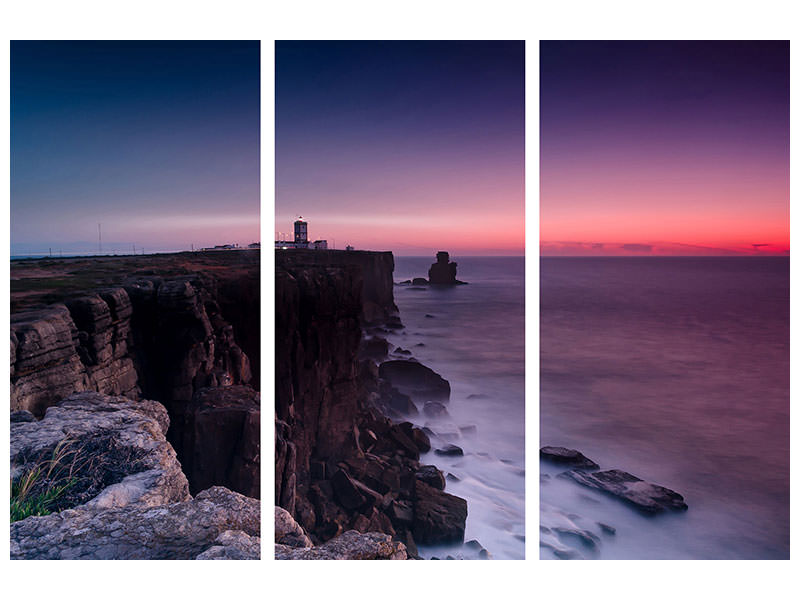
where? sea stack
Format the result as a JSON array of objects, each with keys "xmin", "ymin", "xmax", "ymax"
[{"xmin": 428, "ymin": 251, "xmax": 458, "ymax": 284}]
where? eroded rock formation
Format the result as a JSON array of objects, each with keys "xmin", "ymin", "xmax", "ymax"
[
  {"xmin": 10, "ymin": 272, "xmax": 259, "ymax": 497},
  {"xmin": 276, "ymin": 250, "xmax": 467, "ymax": 559}
]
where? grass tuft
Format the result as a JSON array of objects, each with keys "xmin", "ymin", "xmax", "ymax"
[{"xmin": 10, "ymin": 432, "xmax": 149, "ymax": 523}]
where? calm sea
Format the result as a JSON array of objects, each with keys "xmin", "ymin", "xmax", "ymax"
[
  {"xmin": 540, "ymin": 257, "xmax": 789, "ymax": 559},
  {"xmin": 391, "ymin": 256, "xmax": 525, "ymax": 560}
]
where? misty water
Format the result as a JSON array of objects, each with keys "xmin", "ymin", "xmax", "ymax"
[
  {"xmin": 390, "ymin": 256, "xmax": 525, "ymax": 560},
  {"xmin": 540, "ymin": 257, "xmax": 789, "ymax": 559}
]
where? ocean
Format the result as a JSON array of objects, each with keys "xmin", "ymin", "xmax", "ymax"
[
  {"xmin": 391, "ymin": 256, "xmax": 525, "ymax": 560},
  {"xmin": 540, "ymin": 257, "xmax": 789, "ymax": 559}
]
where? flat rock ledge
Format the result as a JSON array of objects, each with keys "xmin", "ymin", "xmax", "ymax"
[
  {"xmin": 276, "ymin": 530, "xmax": 407, "ymax": 560},
  {"xmin": 11, "ymin": 486, "xmax": 260, "ymax": 560},
  {"xmin": 11, "ymin": 391, "xmax": 189, "ymax": 508},
  {"xmin": 560, "ymin": 469, "xmax": 688, "ymax": 514}
]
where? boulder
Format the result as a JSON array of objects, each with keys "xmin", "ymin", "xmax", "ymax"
[
  {"xmin": 435, "ymin": 444, "xmax": 464, "ymax": 457},
  {"xmin": 412, "ymin": 480, "xmax": 467, "ymax": 545},
  {"xmin": 540, "ymin": 446, "xmax": 599, "ymax": 470},
  {"xmin": 379, "ymin": 360, "xmax": 450, "ymax": 403},
  {"xmin": 275, "ymin": 506, "xmax": 313, "ymax": 548},
  {"xmin": 416, "ymin": 465, "xmax": 446, "ymax": 491},
  {"xmin": 423, "ymin": 400, "xmax": 448, "ymax": 418}
]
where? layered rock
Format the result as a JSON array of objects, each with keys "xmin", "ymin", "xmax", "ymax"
[
  {"xmin": 181, "ymin": 385, "xmax": 260, "ymax": 497},
  {"xmin": 10, "ymin": 274, "xmax": 258, "ymax": 495},
  {"xmin": 10, "ymin": 299, "xmax": 137, "ymax": 417},
  {"xmin": 275, "ymin": 248, "xmax": 398, "ymax": 325}
]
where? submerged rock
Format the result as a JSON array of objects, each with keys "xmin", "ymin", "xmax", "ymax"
[
  {"xmin": 540, "ymin": 446, "xmax": 599, "ymax": 470},
  {"xmin": 561, "ymin": 469, "xmax": 688, "ymax": 514},
  {"xmin": 435, "ymin": 443, "xmax": 464, "ymax": 457}
]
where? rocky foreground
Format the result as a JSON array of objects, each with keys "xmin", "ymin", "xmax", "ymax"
[
  {"xmin": 276, "ymin": 250, "xmax": 469, "ymax": 559},
  {"xmin": 11, "ymin": 392, "xmax": 259, "ymax": 559},
  {"xmin": 10, "ymin": 253, "xmax": 260, "ymax": 559}
]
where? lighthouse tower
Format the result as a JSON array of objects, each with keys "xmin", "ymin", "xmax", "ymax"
[{"xmin": 294, "ymin": 218, "xmax": 308, "ymax": 247}]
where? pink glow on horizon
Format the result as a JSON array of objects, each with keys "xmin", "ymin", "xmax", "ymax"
[{"xmin": 541, "ymin": 152, "xmax": 788, "ymax": 256}]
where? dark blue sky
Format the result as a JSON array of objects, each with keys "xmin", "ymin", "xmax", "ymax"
[
  {"xmin": 11, "ymin": 41, "xmax": 260, "ymax": 255},
  {"xmin": 276, "ymin": 41, "xmax": 525, "ymax": 254},
  {"xmin": 540, "ymin": 41, "xmax": 789, "ymax": 255}
]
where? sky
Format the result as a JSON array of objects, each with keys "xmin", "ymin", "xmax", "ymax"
[
  {"xmin": 11, "ymin": 41, "xmax": 259, "ymax": 256},
  {"xmin": 276, "ymin": 41, "xmax": 525, "ymax": 256},
  {"xmin": 541, "ymin": 41, "xmax": 789, "ymax": 256}
]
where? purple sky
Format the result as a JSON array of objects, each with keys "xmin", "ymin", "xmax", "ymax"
[
  {"xmin": 541, "ymin": 41, "xmax": 789, "ymax": 256},
  {"xmin": 276, "ymin": 41, "xmax": 525, "ymax": 255}
]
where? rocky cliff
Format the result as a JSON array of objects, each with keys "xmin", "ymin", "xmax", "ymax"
[
  {"xmin": 10, "ymin": 260, "xmax": 260, "ymax": 499},
  {"xmin": 275, "ymin": 250, "xmax": 467, "ymax": 558}
]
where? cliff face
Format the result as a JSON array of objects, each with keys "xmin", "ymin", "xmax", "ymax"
[
  {"xmin": 275, "ymin": 249, "xmax": 398, "ymax": 325},
  {"xmin": 275, "ymin": 250, "xmax": 467, "ymax": 555},
  {"xmin": 10, "ymin": 270, "xmax": 260, "ymax": 498}
]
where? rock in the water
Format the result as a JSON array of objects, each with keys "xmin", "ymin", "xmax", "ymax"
[
  {"xmin": 561, "ymin": 469, "xmax": 688, "ymax": 514},
  {"xmin": 379, "ymin": 360, "xmax": 450, "ymax": 403},
  {"xmin": 598, "ymin": 522, "xmax": 616, "ymax": 535},
  {"xmin": 10, "ymin": 486, "xmax": 260, "ymax": 560},
  {"xmin": 275, "ymin": 530, "xmax": 407, "ymax": 560},
  {"xmin": 423, "ymin": 400, "xmax": 448, "ymax": 418},
  {"xmin": 412, "ymin": 278, "xmax": 428, "ymax": 286},
  {"xmin": 540, "ymin": 446, "xmax": 599, "ymax": 470},
  {"xmin": 416, "ymin": 464, "xmax": 446, "ymax": 490},
  {"xmin": 435, "ymin": 444, "xmax": 464, "ymax": 457},
  {"xmin": 428, "ymin": 251, "xmax": 459, "ymax": 285}
]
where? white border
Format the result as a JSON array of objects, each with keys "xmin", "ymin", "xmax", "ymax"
[{"xmin": 1, "ymin": 1, "xmax": 797, "ymax": 599}]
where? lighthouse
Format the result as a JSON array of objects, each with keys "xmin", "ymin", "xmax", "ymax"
[{"xmin": 294, "ymin": 218, "xmax": 308, "ymax": 246}]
